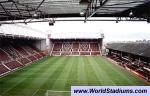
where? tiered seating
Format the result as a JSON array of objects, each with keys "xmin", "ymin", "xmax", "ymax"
[
  {"xmin": 53, "ymin": 43, "xmax": 62, "ymax": 51},
  {"xmin": 51, "ymin": 43, "xmax": 62, "ymax": 56},
  {"xmin": 72, "ymin": 43, "xmax": 79, "ymax": 51},
  {"xmin": 28, "ymin": 56, "xmax": 37, "ymax": 61},
  {"xmin": 61, "ymin": 52, "xmax": 71, "ymax": 55},
  {"xmin": 80, "ymin": 52, "xmax": 90, "ymax": 55},
  {"xmin": 0, "ymin": 49, "xmax": 11, "ymax": 62},
  {"xmin": 5, "ymin": 61, "xmax": 22, "ymax": 70},
  {"xmin": 0, "ymin": 64, "xmax": 9, "ymax": 75},
  {"xmin": 15, "ymin": 47, "xmax": 29, "ymax": 56},
  {"xmin": 90, "ymin": 43, "xmax": 99, "ymax": 51},
  {"xmin": 72, "ymin": 52, "xmax": 79, "ymax": 55},
  {"xmin": 3, "ymin": 46, "xmax": 22, "ymax": 59},
  {"xmin": 91, "ymin": 52, "xmax": 101, "ymax": 55},
  {"xmin": 52, "ymin": 51, "xmax": 60, "ymax": 55},
  {"xmin": 107, "ymin": 50, "xmax": 150, "ymax": 81},
  {"xmin": 62, "ymin": 43, "xmax": 72, "ymax": 51},
  {"xmin": 18, "ymin": 58, "xmax": 31, "ymax": 65},
  {"xmin": 0, "ymin": 40, "xmax": 47, "ymax": 76},
  {"xmin": 40, "ymin": 52, "xmax": 46, "ymax": 57},
  {"xmin": 24, "ymin": 46, "xmax": 35, "ymax": 55},
  {"xmin": 51, "ymin": 41, "xmax": 101, "ymax": 56},
  {"xmin": 34, "ymin": 54, "xmax": 42, "ymax": 59},
  {"xmin": 80, "ymin": 43, "xmax": 89, "ymax": 51},
  {"xmin": 61, "ymin": 43, "xmax": 72, "ymax": 55}
]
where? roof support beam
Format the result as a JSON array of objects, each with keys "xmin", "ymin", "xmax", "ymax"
[
  {"xmin": 35, "ymin": 0, "xmax": 45, "ymax": 11},
  {"xmin": 85, "ymin": 0, "xmax": 109, "ymax": 22},
  {"xmin": 0, "ymin": 3, "xmax": 12, "ymax": 17}
]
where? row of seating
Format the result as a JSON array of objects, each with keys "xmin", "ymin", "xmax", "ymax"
[
  {"xmin": 0, "ymin": 45, "xmax": 47, "ymax": 76},
  {"xmin": 107, "ymin": 53, "xmax": 150, "ymax": 81},
  {"xmin": 53, "ymin": 43, "xmax": 100, "ymax": 52},
  {"xmin": 51, "ymin": 42, "xmax": 101, "ymax": 56}
]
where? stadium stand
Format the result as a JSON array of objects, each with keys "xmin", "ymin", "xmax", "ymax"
[
  {"xmin": 0, "ymin": 64, "xmax": 9, "ymax": 75},
  {"xmin": 28, "ymin": 56, "xmax": 37, "ymax": 61},
  {"xmin": 107, "ymin": 42, "xmax": 150, "ymax": 58},
  {"xmin": 51, "ymin": 39, "xmax": 102, "ymax": 56},
  {"xmin": 90, "ymin": 43, "xmax": 100, "ymax": 51},
  {"xmin": 0, "ymin": 48, "xmax": 11, "ymax": 63},
  {"xmin": 5, "ymin": 61, "xmax": 23, "ymax": 70},
  {"xmin": 18, "ymin": 58, "xmax": 31, "ymax": 65},
  {"xmin": 106, "ymin": 42, "xmax": 150, "ymax": 81},
  {"xmin": 0, "ymin": 37, "xmax": 47, "ymax": 76}
]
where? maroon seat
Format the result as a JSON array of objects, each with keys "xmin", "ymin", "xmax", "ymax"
[
  {"xmin": 80, "ymin": 52, "xmax": 90, "ymax": 55},
  {"xmin": 18, "ymin": 58, "xmax": 30, "ymax": 65},
  {"xmin": 5, "ymin": 61, "xmax": 22, "ymax": 69},
  {"xmin": 91, "ymin": 52, "xmax": 100, "ymax": 55},
  {"xmin": 90, "ymin": 43, "xmax": 99, "ymax": 51},
  {"xmin": 53, "ymin": 43, "xmax": 62, "ymax": 51},
  {"xmin": 15, "ymin": 47, "xmax": 29, "ymax": 56},
  {"xmin": 34, "ymin": 54, "xmax": 42, "ymax": 59},
  {"xmin": 28, "ymin": 56, "xmax": 37, "ymax": 61},
  {"xmin": 0, "ymin": 49, "xmax": 10, "ymax": 62},
  {"xmin": 0, "ymin": 64, "xmax": 9, "ymax": 75}
]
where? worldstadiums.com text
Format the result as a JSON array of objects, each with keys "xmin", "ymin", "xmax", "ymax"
[
  {"xmin": 71, "ymin": 86, "xmax": 150, "ymax": 96},
  {"xmin": 73, "ymin": 88, "xmax": 147, "ymax": 94}
]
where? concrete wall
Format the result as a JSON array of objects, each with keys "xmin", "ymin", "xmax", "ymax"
[{"xmin": 33, "ymin": 39, "xmax": 47, "ymax": 51}]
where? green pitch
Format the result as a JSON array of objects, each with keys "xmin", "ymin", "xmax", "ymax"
[{"xmin": 0, "ymin": 56, "xmax": 148, "ymax": 96}]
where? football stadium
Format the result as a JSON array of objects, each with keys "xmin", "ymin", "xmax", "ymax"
[{"xmin": 0, "ymin": 0, "xmax": 150, "ymax": 96}]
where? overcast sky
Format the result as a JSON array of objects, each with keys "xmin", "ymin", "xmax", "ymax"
[{"xmin": 26, "ymin": 18, "xmax": 150, "ymax": 43}]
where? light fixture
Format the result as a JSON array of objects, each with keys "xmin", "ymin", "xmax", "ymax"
[
  {"xmin": 129, "ymin": 11, "xmax": 133, "ymax": 17},
  {"xmin": 80, "ymin": 10, "xmax": 85, "ymax": 16},
  {"xmin": 49, "ymin": 18, "xmax": 55, "ymax": 26},
  {"xmin": 33, "ymin": 13, "xmax": 38, "ymax": 17}
]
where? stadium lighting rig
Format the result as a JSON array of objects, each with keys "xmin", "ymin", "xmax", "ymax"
[
  {"xmin": 80, "ymin": 11, "xmax": 85, "ymax": 16},
  {"xmin": 129, "ymin": 11, "xmax": 134, "ymax": 17},
  {"xmin": 49, "ymin": 18, "xmax": 55, "ymax": 26},
  {"xmin": 84, "ymin": 0, "xmax": 109, "ymax": 22}
]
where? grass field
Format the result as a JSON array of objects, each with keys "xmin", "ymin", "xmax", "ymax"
[{"xmin": 0, "ymin": 56, "xmax": 148, "ymax": 96}]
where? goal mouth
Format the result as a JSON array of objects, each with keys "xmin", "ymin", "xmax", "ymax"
[{"xmin": 45, "ymin": 90, "xmax": 71, "ymax": 96}]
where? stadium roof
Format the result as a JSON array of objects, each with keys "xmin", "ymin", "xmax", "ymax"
[
  {"xmin": 0, "ymin": 0, "xmax": 150, "ymax": 23},
  {"xmin": 107, "ymin": 42, "xmax": 150, "ymax": 58}
]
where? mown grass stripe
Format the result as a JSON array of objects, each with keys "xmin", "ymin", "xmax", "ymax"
[
  {"xmin": 83, "ymin": 56, "xmax": 101, "ymax": 86},
  {"xmin": 51, "ymin": 57, "xmax": 74, "ymax": 91},
  {"xmin": 77, "ymin": 57, "xmax": 88, "ymax": 85},
  {"xmin": 88, "ymin": 56, "xmax": 116, "ymax": 86},
  {"xmin": 65, "ymin": 57, "xmax": 78, "ymax": 90},
  {"xmin": 40, "ymin": 56, "xmax": 69, "ymax": 90}
]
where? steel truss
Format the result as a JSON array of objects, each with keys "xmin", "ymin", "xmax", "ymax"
[
  {"xmin": 84, "ymin": 0, "xmax": 149, "ymax": 22},
  {"xmin": 85, "ymin": 0, "xmax": 109, "ymax": 22},
  {"xmin": 0, "ymin": 17, "xmax": 147, "ymax": 25},
  {"xmin": 0, "ymin": 0, "xmax": 46, "ymax": 23}
]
